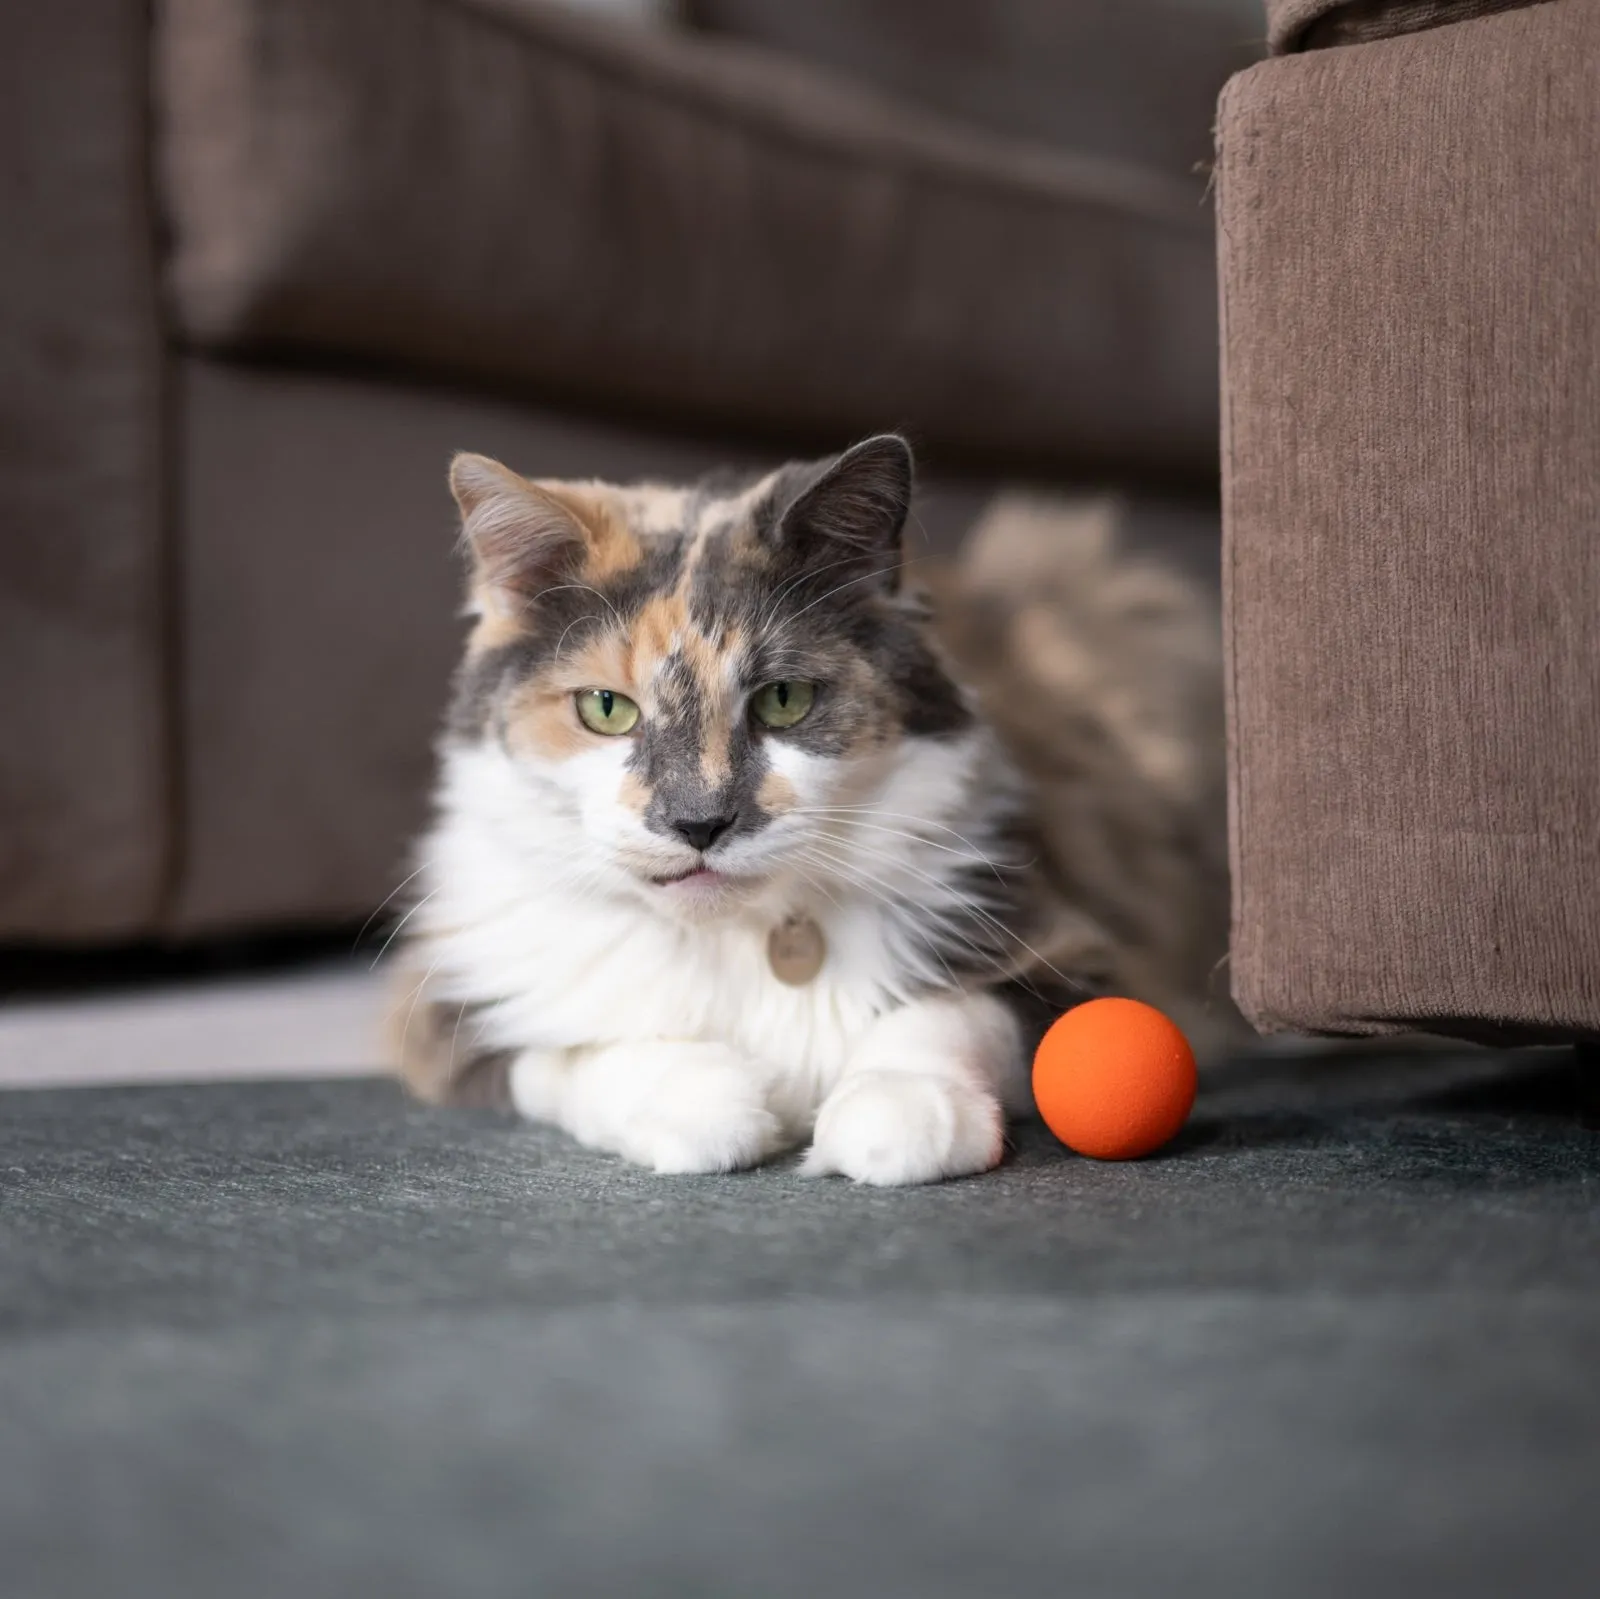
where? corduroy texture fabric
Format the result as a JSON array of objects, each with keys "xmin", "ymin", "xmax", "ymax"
[
  {"xmin": 0, "ymin": 0, "xmax": 170, "ymax": 939},
  {"xmin": 1218, "ymin": 0, "xmax": 1600, "ymax": 1042},
  {"xmin": 1264, "ymin": 0, "xmax": 1551, "ymax": 51},
  {"xmin": 154, "ymin": 0, "xmax": 1220, "ymax": 482}
]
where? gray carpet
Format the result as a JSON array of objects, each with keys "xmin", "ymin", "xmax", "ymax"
[{"xmin": 3, "ymin": 1047, "xmax": 1598, "ymax": 1598}]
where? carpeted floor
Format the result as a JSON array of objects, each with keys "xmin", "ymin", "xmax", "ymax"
[{"xmin": 3, "ymin": 1046, "xmax": 1598, "ymax": 1598}]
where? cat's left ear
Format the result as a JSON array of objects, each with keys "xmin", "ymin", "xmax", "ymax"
[{"xmin": 769, "ymin": 434, "xmax": 914, "ymax": 594}]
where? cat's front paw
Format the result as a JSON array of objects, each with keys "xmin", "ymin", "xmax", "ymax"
[
  {"xmin": 802, "ymin": 1071, "xmax": 1004, "ymax": 1186},
  {"xmin": 612, "ymin": 1042, "xmax": 784, "ymax": 1176}
]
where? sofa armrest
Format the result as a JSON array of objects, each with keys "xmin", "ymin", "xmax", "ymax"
[{"xmin": 1218, "ymin": 0, "xmax": 1600, "ymax": 1041}]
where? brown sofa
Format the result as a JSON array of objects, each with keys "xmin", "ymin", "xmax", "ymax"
[
  {"xmin": 1, "ymin": 0, "xmax": 1249, "ymax": 948},
  {"xmin": 1218, "ymin": 0, "xmax": 1600, "ymax": 1042}
]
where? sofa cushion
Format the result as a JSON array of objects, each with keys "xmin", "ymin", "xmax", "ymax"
[
  {"xmin": 1218, "ymin": 0, "xmax": 1600, "ymax": 1041},
  {"xmin": 155, "ymin": 0, "xmax": 1218, "ymax": 481},
  {"xmin": 1265, "ymin": 0, "xmax": 1551, "ymax": 52},
  {"xmin": 685, "ymin": 0, "xmax": 1263, "ymax": 183}
]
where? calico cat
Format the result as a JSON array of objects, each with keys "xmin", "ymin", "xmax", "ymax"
[{"xmin": 390, "ymin": 435, "xmax": 1235, "ymax": 1184}]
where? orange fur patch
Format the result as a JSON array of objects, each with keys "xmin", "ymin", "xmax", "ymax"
[
  {"xmin": 503, "ymin": 681, "xmax": 591, "ymax": 763},
  {"xmin": 618, "ymin": 771, "xmax": 651, "ymax": 815},
  {"xmin": 698, "ymin": 705, "xmax": 734, "ymax": 786},
  {"xmin": 562, "ymin": 629, "xmax": 634, "ymax": 694},
  {"xmin": 466, "ymin": 594, "xmax": 528, "ymax": 655},
  {"xmin": 691, "ymin": 629, "xmax": 739, "ymax": 786},
  {"xmin": 680, "ymin": 623, "xmax": 728, "ymax": 686},
  {"xmin": 757, "ymin": 770, "xmax": 797, "ymax": 815},
  {"xmin": 627, "ymin": 593, "xmax": 689, "ymax": 685},
  {"xmin": 551, "ymin": 486, "xmax": 643, "ymax": 585}
]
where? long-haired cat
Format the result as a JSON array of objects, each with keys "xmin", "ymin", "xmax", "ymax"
[{"xmin": 390, "ymin": 435, "xmax": 1235, "ymax": 1184}]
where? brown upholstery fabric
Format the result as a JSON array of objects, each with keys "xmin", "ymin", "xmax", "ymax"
[
  {"xmin": 1218, "ymin": 2, "xmax": 1600, "ymax": 1041},
  {"xmin": 1265, "ymin": 0, "xmax": 1549, "ymax": 52},
  {"xmin": 686, "ymin": 0, "xmax": 1264, "ymax": 182},
  {"xmin": 155, "ymin": 0, "xmax": 1219, "ymax": 482},
  {"xmin": 0, "ymin": 0, "xmax": 170, "ymax": 940}
]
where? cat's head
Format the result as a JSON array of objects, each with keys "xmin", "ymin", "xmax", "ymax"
[{"xmin": 444, "ymin": 435, "xmax": 973, "ymax": 922}]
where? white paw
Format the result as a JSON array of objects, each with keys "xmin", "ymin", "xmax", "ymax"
[
  {"xmin": 508, "ymin": 1047, "xmax": 565, "ymax": 1121},
  {"xmin": 613, "ymin": 1043, "xmax": 784, "ymax": 1175},
  {"xmin": 802, "ymin": 1072, "xmax": 1004, "ymax": 1186}
]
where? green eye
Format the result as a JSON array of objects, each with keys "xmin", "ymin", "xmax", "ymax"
[
  {"xmin": 576, "ymin": 688, "xmax": 640, "ymax": 736},
  {"xmin": 751, "ymin": 680, "xmax": 816, "ymax": 729}
]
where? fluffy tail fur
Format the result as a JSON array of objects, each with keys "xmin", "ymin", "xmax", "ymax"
[{"xmin": 928, "ymin": 494, "xmax": 1243, "ymax": 1057}]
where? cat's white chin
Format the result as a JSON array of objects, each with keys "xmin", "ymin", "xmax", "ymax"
[{"xmin": 644, "ymin": 866, "xmax": 755, "ymax": 921}]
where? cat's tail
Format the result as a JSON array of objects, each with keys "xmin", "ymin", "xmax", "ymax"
[{"xmin": 930, "ymin": 493, "xmax": 1247, "ymax": 1061}]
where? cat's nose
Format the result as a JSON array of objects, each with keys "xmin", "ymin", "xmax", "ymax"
[{"xmin": 672, "ymin": 814, "xmax": 737, "ymax": 852}]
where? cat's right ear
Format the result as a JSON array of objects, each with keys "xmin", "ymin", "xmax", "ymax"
[
  {"xmin": 450, "ymin": 452, "xmax": 589, "ymax": 607},
  {"xmin": 765, "ymin": 434, "xmax": 915, "ymax": 594}
]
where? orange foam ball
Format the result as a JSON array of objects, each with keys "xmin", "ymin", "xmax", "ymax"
[{"xmin": 1032, "ymin": 997, "xmax": 1197, "ymax": 1160}]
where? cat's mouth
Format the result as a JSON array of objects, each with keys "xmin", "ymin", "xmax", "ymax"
[
  {"xmin": 649, "ymin": 866, "xmax": 724, "ymax": 888},
  {"xmin": 644, "ymin": 864, "xmax": 765, "ymax": 912}
]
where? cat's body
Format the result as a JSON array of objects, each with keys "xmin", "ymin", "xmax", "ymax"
[{"xmin": 392, "ymin": 437, "xmax": 1234, "ymax": 1184}]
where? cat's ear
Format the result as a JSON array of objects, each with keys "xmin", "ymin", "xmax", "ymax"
[
  {"xmin": 449, "ymin": 452, "xmax": 591, "ymax": 605},
  {"xmin": 768, "ymin": 434, "xmax": 914, "ymax": 593}
]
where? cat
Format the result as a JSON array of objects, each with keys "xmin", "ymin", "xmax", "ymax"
[{"xmin": 389, "ymin": 434, "xmax": 1236, "ymax": 1184}]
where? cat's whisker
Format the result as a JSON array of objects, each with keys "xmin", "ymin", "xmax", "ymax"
[
  {"xmin": 534, "ymin": 582, "xmax": 625, "ymax": 632},
  {"xmin": 815, "ymin": 834, "xmax": 1016, "ymax": 943},
  {"xmin": 354, "ymin": 860, "xmax": 435, "ymax": 952},
  {"xmin": 788, "ymin": 806, "xmax": 1017, "ymax": 870},
  {"xmin": 395, "ymin": 956, "xmax": 444, "ymax": 1063},
  {"xmin": 798, "ymin": 842, "xmax": 1061, "ymax": 1009},
  {"xmin": 815, "ymin": 834, "xmax": 1088, "ymax": 997},
  {"xmin": 784, "ymin": 858, "xmax": 844, "ymax": 916},
  {"xmin": 464, "ymin": 997, "xmax": 508, "ymax": 1057},
  {"xmin": 792, "ymin": 843, "xmax": 990, "ymax": 993},
  {"xmin": 799, "ymin": 828, "xmax": 1003, "ymax": 911},
  {"xmin": 791, "ymin": 847, "xmax": 961, "ymax": 992},
  {"xmin": 754, "ymin": 552, "xmax": 870, "ymax": 635},
  {"xmin": 777, "ymin": 560, "xmax": 907, "ymax": 628},
  {"xmin": 370, "ymin": 888, "xmax": 440, "ymax": 970},
  {"xmin": 550, "ymin": 610, "xmax": 608, "ymax": 664},
  {"xmin": 876, "ymin": 864, "xmax": 1088, "ymax": 998},
  {"xmin": 797, "ymin": 849, "xmax": 991, "ymax": 960},
  {"xmin": 817, "ymin": 861, "xmax": 1001, "ymax": 998},
  {"xmin": 797, "ymin": 810, "xmax": 989, "ymax": 854},
  {"xmin": 788, "ymin": 812, "xmax": 1013, "ymax": 876}
]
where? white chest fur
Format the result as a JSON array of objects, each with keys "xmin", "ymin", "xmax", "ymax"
[
  {"xmin": 412, "ymin": 729, "xmax": 1013, "ymax": 1130},
  {"xmin": 413, "ymin": 745, "xmax": 937, "ymax": 1107}
]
